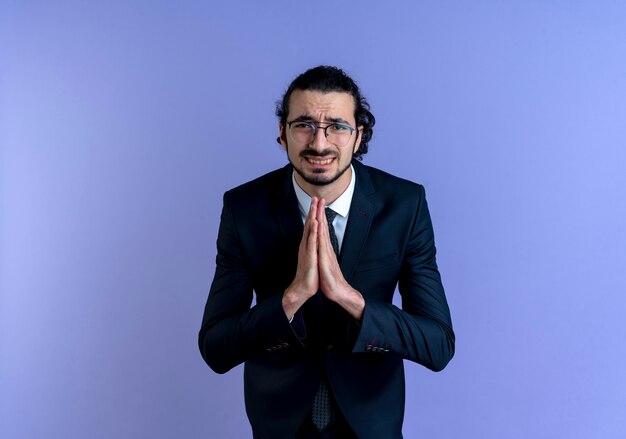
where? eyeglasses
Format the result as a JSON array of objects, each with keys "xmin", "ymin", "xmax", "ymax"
[{"xmin": 287, "ymin": 120, "xmax": 356, "ymax": 147}]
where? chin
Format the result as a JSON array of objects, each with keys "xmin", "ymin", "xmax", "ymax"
[
  {"xmin": 300, "ymin": 171, "xmax": 339, "ymax": 186},
  {"xmin": 291, "ymin": 165, "xmax": 339, "ymax": 185}
]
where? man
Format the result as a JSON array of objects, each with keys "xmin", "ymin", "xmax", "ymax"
[{"xmin": 199, "ymin": 66, "xmax": 454, "ymax": 439}]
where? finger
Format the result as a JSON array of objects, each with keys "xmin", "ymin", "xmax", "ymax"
[
  {"xmin": 310, "ymin": 196, "xmax": 318, "ymax": 217},
  {"xmin": 317, "ymin": 225, "xmax": 334, "ymax": 269},
  {"xmin": 303, "ymin": 197, "xmax": 319, "ymax": 256},
  {"xmin": 299, "ymin": 198, "xmax": 317, "ymax": 257},
  {"xmin": 316, "ymin": 198, "xmax": 327, "ymax": 232},
  {"xmin": 307, "ymin": 217, "xmax": 318, "ymax": 258},
  {"xmin": 317, "ymin": 199, "xmax": 333, "ymax": 246},
  {"xmin": 301, "ymin": 197, "xmax": 317, "ymax": 241},
  {"xmin": 304, "ymin": 197, "xmax": 318, "ymax": 228}
]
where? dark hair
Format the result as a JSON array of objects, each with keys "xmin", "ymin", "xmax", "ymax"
[{"xmin": 276, "ymin": 65, "xmax": 375, "ymax": 160}]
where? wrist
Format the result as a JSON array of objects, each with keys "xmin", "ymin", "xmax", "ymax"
[
  {"xmin": 335, "ymin": 288, "xmax": 365, "ymax": 321},
  {"xmin": 282, "ymin": 286, "xmax": 306, "ymax": 320}
]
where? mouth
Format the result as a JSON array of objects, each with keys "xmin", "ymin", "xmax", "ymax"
[{"xmin": 305, "ymin": 156, "xmax": 335, "ymax": 166}]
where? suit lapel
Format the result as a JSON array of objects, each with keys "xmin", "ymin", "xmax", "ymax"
[
  {"xmin": 340, "ymin": 161, "xmax": 377, "ymax": 280},
  {"xmin": 271, "ymin": 164, "xmax": 304, "ymax": 246}
]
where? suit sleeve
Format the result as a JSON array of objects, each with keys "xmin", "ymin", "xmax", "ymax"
[
  {"xmin": 352, "ymin": 186, "xmax": 455, "ymax": 371},
  {"xmin": 198, "ymin": 192, "xmax": 297, "ymax": 374}
]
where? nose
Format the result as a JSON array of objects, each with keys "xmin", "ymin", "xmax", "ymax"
[{"xmin": 310, "ymin": 126, "xmax": 329, "ymax": 151}]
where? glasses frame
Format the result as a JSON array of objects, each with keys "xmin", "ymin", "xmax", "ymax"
[{"xmin": 286, "ymin": 120, "xmax": 356, "ymax": 147}]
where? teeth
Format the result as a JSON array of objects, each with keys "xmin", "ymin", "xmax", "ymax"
[{"xmin": 307, "ymin": 158, "xmax": 333, "ymax": 165}]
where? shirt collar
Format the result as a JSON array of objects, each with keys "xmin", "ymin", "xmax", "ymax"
[{"xmin": 292, "ymin": 165, "xmax": 356, "ymax": 218}]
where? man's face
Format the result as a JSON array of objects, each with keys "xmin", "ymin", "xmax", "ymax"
[{"xmin": 279, "ymin": 90, "xmax": 361, "ymax": 188}]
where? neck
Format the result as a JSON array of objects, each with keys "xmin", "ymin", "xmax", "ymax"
[{"xmin": 294, "ymin": 167, "xmax": 352, "ymax": 205}]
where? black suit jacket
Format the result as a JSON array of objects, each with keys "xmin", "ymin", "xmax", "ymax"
[{"xmin": 199, "ymin": 161, "xmax": 454, "ymax": 439}]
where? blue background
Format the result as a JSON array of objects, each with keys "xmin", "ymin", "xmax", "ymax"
[{"xmin": 2, "ymin": 1, "xmax": 625, "ymax": 438}]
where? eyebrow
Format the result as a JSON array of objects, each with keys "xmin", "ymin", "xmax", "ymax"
[{"xmin": 289, "ymin": 114, "xmax": 353, "ymax": 125}]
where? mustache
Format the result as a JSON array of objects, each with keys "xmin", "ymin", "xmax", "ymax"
[{"xmin": 299, "ymin": 149, "xmax": 337, "ymax": 158}]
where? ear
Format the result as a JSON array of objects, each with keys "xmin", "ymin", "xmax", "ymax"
[
  {"xmin": 353, "ymin": 126, "xmax": 363, "ymax": 154},
  {"xmin": 278, "ymin": 122, "xmax": 287, "ymax": 149}
]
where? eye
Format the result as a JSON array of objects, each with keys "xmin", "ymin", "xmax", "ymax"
[
  {"xmin": 329, "ymin": 124, "xmax": 351, "ymax": 133},
  {"xmin": 292, "ymin": 122, "xmax": 314, "ymax": 130}
]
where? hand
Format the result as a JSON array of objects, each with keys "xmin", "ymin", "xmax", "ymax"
[
  {"xmin": 316, "ymin": 199, "xmax": 365, "ymax": 321},
  {"xmin": 282, "ymin": 197, "xmax": 320, "ymax": 319}
]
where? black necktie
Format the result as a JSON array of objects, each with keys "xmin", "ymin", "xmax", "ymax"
[
  {"xmin": 325, "ymin": 208, "xmax": 339, "ymax": 256},
  {"xmin": 311, "ymin": 208, "xmax": 339, "ymax": 431}
]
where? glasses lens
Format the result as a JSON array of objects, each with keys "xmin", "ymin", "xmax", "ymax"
[
  {"xmin": 326, "ymin": 124, "xmax": 353, "ymax": 146},
  {"xmin": 290, "ymin": 122, "xmax": 315, "ymax": 144}
]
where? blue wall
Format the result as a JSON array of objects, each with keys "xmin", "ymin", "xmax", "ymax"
[{"xmin": 2, "ymin": 1, "xmax": 625, "ymax": 437}]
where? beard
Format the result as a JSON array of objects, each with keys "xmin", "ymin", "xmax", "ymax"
[{"xmin": 286, "ymin": 139, "xmax": 355, "ymax": 187}]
